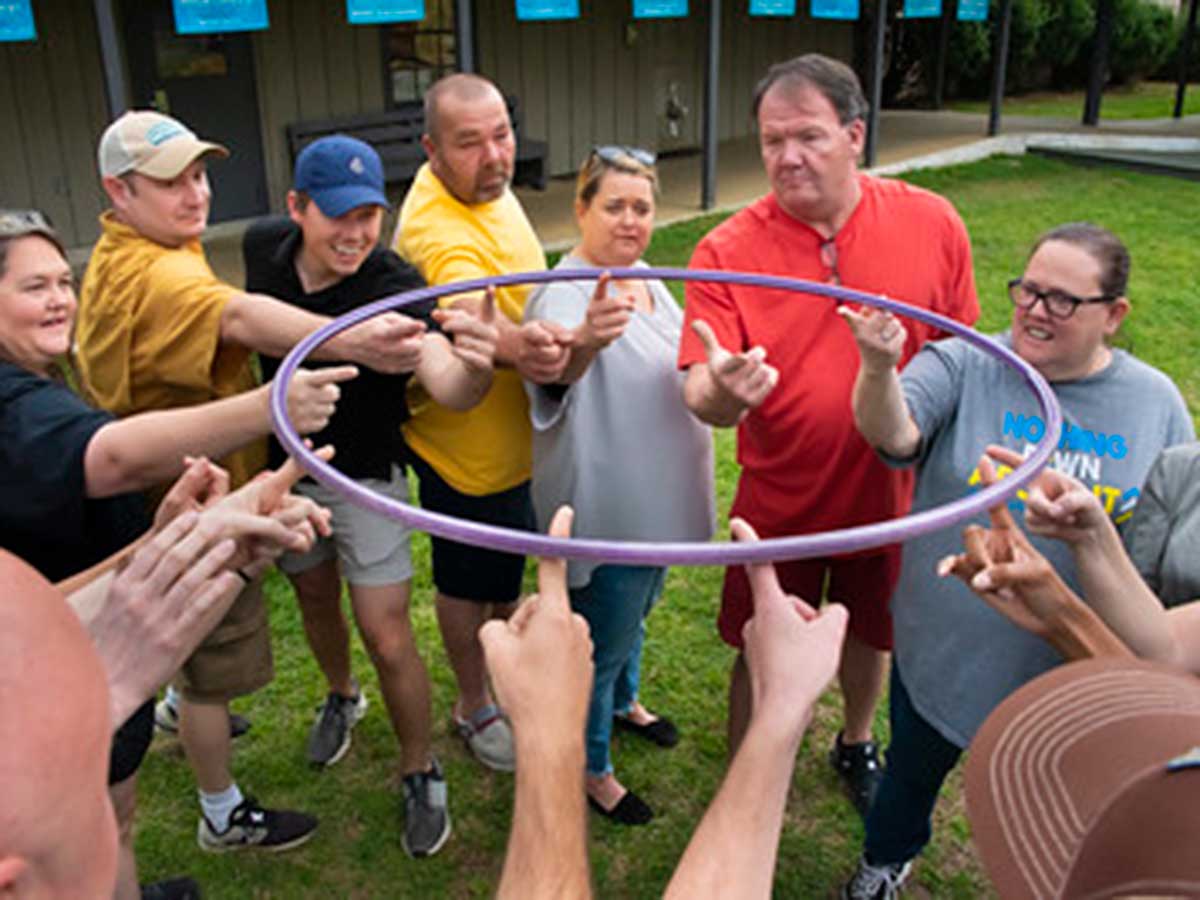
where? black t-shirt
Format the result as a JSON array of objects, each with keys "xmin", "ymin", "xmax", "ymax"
[
  {"xmin": 0, "ymin": 362, "xmax": 147, "ymax": 581},
  {"xmin": 245, "ymin": 216, "xmax": 435, "ymax": 478}
]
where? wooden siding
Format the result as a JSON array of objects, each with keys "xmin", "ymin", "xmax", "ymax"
[
  {"xmin": 0, "ymin": 0, "xmax": 112, "ymax": 247},
  {"xmin": 253, "ymin": 0, "xmax": 386, "ymax": 211},
  {"xmin": 477, "ymin": 0, "xmax": 853, "ymax": 177}
]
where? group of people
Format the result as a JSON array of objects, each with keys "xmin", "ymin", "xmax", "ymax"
[{"xmin": 1, "ymin": 47, "xmax": 1198, "ymax": 900}]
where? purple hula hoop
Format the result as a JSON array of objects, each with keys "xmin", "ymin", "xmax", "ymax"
[{"xmin": 270, "ymin": 267, "xmax": 1062, "ymax": 565}]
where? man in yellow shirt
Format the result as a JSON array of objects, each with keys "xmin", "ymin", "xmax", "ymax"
[
  {"xmin": 395, "ymin": 74, "xmax": 568, "ymax": 771},
  {"xmin": 76, "ymin": 110, "xmax": 428, "ymax": 858}
]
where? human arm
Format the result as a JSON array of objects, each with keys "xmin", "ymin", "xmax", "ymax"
[
  {"xmin": 444, "ymin": 286, "xmax": 572, "ymax": 384},
  {"xmin": 839, "ymin": 305, "xmax": 922, "ymax": 459},
  {"xmin": 1124, "ymin": 449, "xmax": 1180, "ymax": 596},
  {"xmin": 65, "ymin": 453, "xmax": 331, "ymax": 728},
  {"xmin": 414, "ymin": 292, "xmax": 498, "ymax": 410},
  {"xmin": 665, "ymin": 519, "xmax": 846, "ymax": 900},
  {"xmin": 81, "ymin": 366, "xmax": 356, "ymax": 498},
  {"xmin": 682, "ymin": 321, "xmax": 779, "ymax": 428},
  {"xmin": 480, "ymin": 507, "xmax": 593, "ymax": 900},
  {"xmin": 220, "ymin": 291, "xmax": 426, "ymax": 374}
]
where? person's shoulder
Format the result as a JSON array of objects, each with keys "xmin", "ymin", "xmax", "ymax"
[
  {"xmin": 1151, "ymin": 441, "xmax": 1200, "ymax": 482},
  {"xmin": 1108, "ymin": 349, "xmax": 1180, "ymax": 393},
  {"xmin": 0, "ymin": 361, "xmax": 44, "ymax": 404},
  {"xmin": 244, "ymin": 215, "xmax": 296, "ymax": 255},
  {"xmin": 862, "ymin": 174, "xmax": 961, "ymax": 222},
  {"xmin": 694, "ymin": 195, "xmax": 775, "ymax": 258}
]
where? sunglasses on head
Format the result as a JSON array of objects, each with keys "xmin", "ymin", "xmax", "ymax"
[
  {"xmin": 592, "ymin": 145, "xmax": 657, "ymax": 167},
  {"xmin": 0, "ymin": 209, "xmax": 55, "ymax": 239}
]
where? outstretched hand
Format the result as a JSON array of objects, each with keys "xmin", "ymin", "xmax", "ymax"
[
  {"xmin": 435, "ymin": 287, "xmax": 500, "ymax": 375},
  {"xmin": 285, "ymin": 365, "xmax": 358, "ymax": 434},
  {"xmin": 985, "ymin": 445, "xmax": 1110, "ymax": 544},
  {"xmin": 731, "ymin": 519, "xmax": 847, "ymax": 745},
  {"xmin": 575, "ymin": 272, "xmax": 635, "ymax": 350},
  {"xmin": 479, "ymin": 506, "xmax": 594, "ymax": 745},
  {"xmin": 345, "ymin": 311, "xmax": 427, "ymax": 373},
  {"xmin": 936, "ymin": 454, "xmax": 1079, "ymax": 640},
  {"xmin": 692, "ymin": 319, "xmax": 779, "ymax": 419},
  {"xmin": 836, "ymin": 304, "xmax": 906, "ymax": 372}
]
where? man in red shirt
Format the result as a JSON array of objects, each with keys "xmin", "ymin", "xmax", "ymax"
[{"xmin": 678, "ymin": 53, "xmax": 979, "ymax": 820}]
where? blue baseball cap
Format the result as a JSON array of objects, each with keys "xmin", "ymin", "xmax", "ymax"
[{"xmin": 294, "ymin": 135, "xmax": 388, "ymax": 217}]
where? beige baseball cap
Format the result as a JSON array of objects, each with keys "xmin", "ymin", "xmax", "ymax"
[{"xmin": 98, "ymin": 110, "xmax": 228, "ymax": 180}]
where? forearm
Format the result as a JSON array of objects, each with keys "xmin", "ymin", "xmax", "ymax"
[
  {"xmin": 1070, "ymin": 526, "xmax": 1176, "ymax": 662},
  {"xmin": 559, "ymin": 338, "xmax": 601, "ymax": 384},
  {"xmin": 1166, "ymin": 603, "xmax": 1200, "ymax": 675},
  {"xmin": 221, "ymin": 291, "xmax": 336, "ymax": 357},
  {"xmin": 683, "ymin": 365, "xmax": 748, "ymax": 428},
  {"xmin": 497, "ymin": 737, "xmax": 591, "ymax": 900},
  {"xmin": 665, "ymin": 721, "xmax": 802, "ymax": 900},
  {"xmin": 84, "ymin": 387, "xmax": 270, "ymax": 497},
  {"xmin": 1041, "ymin": 593, "xmax": 1136, "ymax": 661},
  {"xmin": 416, "ymin": 335, "xmax": 491, "ymax": 411},
  {"xmin": 851, "ymin": 364, "xmax": 921, "ymax": 458}
]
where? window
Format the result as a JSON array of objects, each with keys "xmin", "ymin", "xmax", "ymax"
[{"xmin": 382, "ymin": 0, "xmax": 456, "ymax": 106}]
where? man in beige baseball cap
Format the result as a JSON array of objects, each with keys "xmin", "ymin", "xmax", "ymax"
[{"xmin": 98, "ymin": 110, "xmax": 228, "ymax": 181}]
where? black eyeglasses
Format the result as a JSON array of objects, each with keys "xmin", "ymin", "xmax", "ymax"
[
  {"xmin": 0, "ymin": 209, "xmax": 55, "ymax": 239},
  {"xmin": 592, "ymin": 145, "xmax": 657, "ymax": 167},
  {"xmin": 1007, "ymin": 278, "xmax": 1115, "ymax": 320},
  {"xmin": 820, "ymin": 238, "xmax": 841, "ymax": 286}
]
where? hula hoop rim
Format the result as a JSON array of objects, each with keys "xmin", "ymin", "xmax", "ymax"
[{"xmin": 269, "ymin": 266, "xmax": 1063, "ymax": 566}]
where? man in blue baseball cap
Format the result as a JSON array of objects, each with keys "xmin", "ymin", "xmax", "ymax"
[{"xmin": 244, "ymin": 134, "xmax": 499, "ymax": 857}]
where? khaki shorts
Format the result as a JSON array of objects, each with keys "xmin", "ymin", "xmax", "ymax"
[{"xmin": 177, "ymin": 578, "xmax": 274, "ymax": 704}]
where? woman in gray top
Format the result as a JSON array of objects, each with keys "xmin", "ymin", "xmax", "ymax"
[
  {"xmin": 524, "ymin": 147, "xmax": 715, "ymax": 825},
  {"xmin": 838, "ymin": 222, "xmax": 1193, "ymax": 898}
]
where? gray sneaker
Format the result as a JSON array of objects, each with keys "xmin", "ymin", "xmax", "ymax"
[
  {"xmin": 453, "ymin": 704, "xmax": 515, "ymax": 772},
  {"xmin": 307, "ymin": 685, "xmax": 367, "ymax": 768},
  {"xmin": 841, "ymin": 856, "xmax": 912, "ymax": 900},
  {"xmin": 401, "ymin": 759, "xmax": 452, "ymax": 858}
]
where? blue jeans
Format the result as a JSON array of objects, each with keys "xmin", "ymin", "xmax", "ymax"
[
  {"xmin": 863, "ymin": 664, "xmax": 963, "ymax": 866},
  {"xmin": 569, "ymin": 564, "xmax": 667, "ymax": 776}
]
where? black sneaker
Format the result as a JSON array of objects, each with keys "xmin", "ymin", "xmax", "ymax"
[
  {"xmin": 307, "ymin": 685, "xmax": 367, "ymax": 768},
  {"xmin": 196, "ymin": 796, "xmax": 318, "ymax": 852},
  {"xmin": 140, "ymin": 876, "xmax": 202, "ymax": 899},
  {"xmin": 829, "ymin": 732, "xmax": 884, "ymax": 819},
  {"xmin": 401, "ymin": 758, "xmax": 452, "ymax": 858}
]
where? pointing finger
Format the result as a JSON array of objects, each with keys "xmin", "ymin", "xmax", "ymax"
[
  {"xmin": 535, "ymin": 505, "xmax": 574, "ymax": 613},
  {"xmin": 731, "ymin": 517, "xmax": 786, "ymax": 609}
]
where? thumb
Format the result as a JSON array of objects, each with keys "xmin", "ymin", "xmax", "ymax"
[
  {"xmin": 590, "ymin": 272, "xmax": 612, "ymax": 306},
  {"xmin": 691, "ymin": 319, "xmax": 723, "ymax": 359},
  {"xmin": 535, "ymin": 505, "xmax": 574, "ymax": 613},
  {"xmin": 480, "ymin": 287, "xmax": 497, "ymax": 325},
  {"xmin": 258, "ymin": 445, "xmax": 335, "ymax": 511}
]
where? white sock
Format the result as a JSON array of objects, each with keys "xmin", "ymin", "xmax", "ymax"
[{"xmin": 200, "ymin": 783, "xmax": 245, "ymax": 833}]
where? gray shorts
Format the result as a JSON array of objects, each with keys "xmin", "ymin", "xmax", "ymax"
[{"xmin": 278, "ymin": 468, "xmax": 415, "ymax": 587}]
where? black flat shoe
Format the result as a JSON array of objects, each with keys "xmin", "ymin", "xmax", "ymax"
[
  {"xmin": 588, "ymin": 790, "xmax": 654, "ymax": 825},
  {"xmin": 613, "ymin": 713, "xmax": 679, "ymax": 748}
]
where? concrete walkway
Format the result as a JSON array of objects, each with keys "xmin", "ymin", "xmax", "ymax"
[{"xmin": 188, "ymin": 108, "xmax": 1199, "ymax": 285}]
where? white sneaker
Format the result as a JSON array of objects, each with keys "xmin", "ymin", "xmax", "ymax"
[
  {"xmin": 452, "ymin": 704, "xmax": 515, "ymax": 772},
  {"xmin": 841, "ymin": 856, "xmax": 912, "ymax": 900}
]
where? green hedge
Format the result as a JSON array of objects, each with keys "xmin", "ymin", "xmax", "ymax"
[{"xmin": 883, "ymin": 0, "xmax": 1181, "ymax": 105}]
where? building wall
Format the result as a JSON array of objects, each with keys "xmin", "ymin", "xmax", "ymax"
[
  {"xmin": 252, "ymin": 0, "xmax": 387, "ymax": 211},
  {"xmin": 476, "ymin": 0, "xmax": 853, "ymax": 177},
  {"xmin": 0, "ymin": 0, "xmax": 111, "ymax": 248}
]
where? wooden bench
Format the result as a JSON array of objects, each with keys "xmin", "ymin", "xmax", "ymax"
[{"xmin": 286, "ymin": 96, "xmax": 548, "ymax": 194}]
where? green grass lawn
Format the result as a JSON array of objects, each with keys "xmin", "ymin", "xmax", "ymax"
[
  {"xmin": 134, "ymin": 154, "xmax": 1200, "ymax": 898},
  {"xmin": 949, "ymin": 79, "xmax": 1200, "ymax": 119}
]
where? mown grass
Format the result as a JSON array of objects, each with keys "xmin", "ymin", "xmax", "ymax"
[
  {"xmin": 135, "ymin": 154, "xmax": 1200, "ymax": 898},
  {"xmin": 949, "ymin": 79, "xmax": 1200, "ymax": 119}
]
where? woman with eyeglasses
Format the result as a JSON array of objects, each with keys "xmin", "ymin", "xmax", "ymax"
[
  {"xmin": 522, "ymin": 147, "xmax": 714, "ymax": 825},
  {"xmin": 835, "ymin": 221, "xmax": 1194, "ymax": 893},
  {"xmin": 0, "ymin": 210, "xmax": 339, "ymax": 899}
]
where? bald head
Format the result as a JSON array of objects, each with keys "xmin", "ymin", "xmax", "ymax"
[
  {"xmin": 424, "ymin": 73, "xmax": 505, "ymax": 145},
  {"xmin": 420, "ymin": 73, "xmax": 515, "ymax": 205},
  {"xmin": 0, "ymin": 551, "xmax": 117, "ymax": 897}
]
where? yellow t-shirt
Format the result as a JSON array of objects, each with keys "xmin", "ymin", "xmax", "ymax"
[
  {"xmin": 395, "ymin": 163, "xmax": 546, "ymax": 495},
  {"xmin": 75, "ymin": 212, "xmax": 266, "ymax": 489}
]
